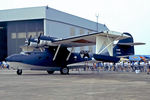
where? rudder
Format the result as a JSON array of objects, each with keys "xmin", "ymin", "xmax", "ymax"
[{"xmin": 113, "ymin": 33, "xmax": 134, "ymax": 57}]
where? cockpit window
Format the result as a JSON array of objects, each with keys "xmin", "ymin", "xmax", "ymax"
[{"xmin": 20, "ymin": 52, "xmax": 31, "ymax": 55}]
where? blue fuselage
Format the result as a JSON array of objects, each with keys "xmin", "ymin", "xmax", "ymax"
[{"xmin": 6, "ymin": 49, "xmax": 93, "ymax": 68}]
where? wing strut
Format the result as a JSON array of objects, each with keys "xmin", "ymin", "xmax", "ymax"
[
  {"xmin": 96, "ymin": 33, "xmax": 123, "ymax": 56},
  {"xmin": 53, "ymin": 44, "xmax": 61, "ymax": 61},
  {"xmin": 66, "ymin": 48, "xmax": 74, "ymax": 61}
]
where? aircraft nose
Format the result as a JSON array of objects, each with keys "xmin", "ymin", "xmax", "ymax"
[
  {"xmin": 6, "ymin": 54, "xmax": 22, "ymax": 62},
  {"xmin": 5, "ymin": 56, "xmax": 14, "ymax": 62}
]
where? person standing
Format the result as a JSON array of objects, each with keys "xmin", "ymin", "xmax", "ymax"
[
  {"xmin": 0, "ymin": 62, "xmax": 2, "ymax": 69},
  {"xmin": 147, "ymin": 63, "xmax": 150, "ymax": 74}
]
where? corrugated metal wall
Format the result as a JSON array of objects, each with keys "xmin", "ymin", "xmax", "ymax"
[{"xmin": 7, "ymin": 19, "xmax": 44, "ymax": 55}]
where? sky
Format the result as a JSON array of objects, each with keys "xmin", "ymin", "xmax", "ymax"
[{"xmin": 0, "ymin": 0, "xmax": 150, "ymax": 55}]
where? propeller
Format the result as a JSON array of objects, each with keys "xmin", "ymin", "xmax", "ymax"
[
  {"xmin": 25, "ymin": 35, "xmax": 38, "ymax": 46},
  {"xmin": 35, "ymin": 33, "xmax": 57, "ymax": 47},
  {"xmin": 37, "ymin": 33, "xmax": 43, "ymax": 44},
  {"xmin": 25, "ymin": 35, "xmax": 32, "ymax": 46}
]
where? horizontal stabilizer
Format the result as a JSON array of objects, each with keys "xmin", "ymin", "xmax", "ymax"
[
  {"xmin": 117, "ymin": 42, "xmax": 145, "ymax": 46},
  {"xmin": 93, "ymin": 54, "xmax": 120, "ymax": 63}
]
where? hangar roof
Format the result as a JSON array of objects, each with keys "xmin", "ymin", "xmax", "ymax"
[
  {"xmin": 0, "ymin": 7, "xmax": 46, "ymax": 22},
  {"xmin": 0, "ymin": 6, "xmax": 108, "ymax": 31}
]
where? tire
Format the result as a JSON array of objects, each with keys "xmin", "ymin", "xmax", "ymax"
[
  {"xmin": 17, "ymin": 69, "xmax": 22, "ymax": 75},
  {"xmin": 47, "ymin": 71, "xmax": 55, "ymax": 74},
  {"xmin": 60, "ymin": 67, "xmax": 69, "ymax": 75}
]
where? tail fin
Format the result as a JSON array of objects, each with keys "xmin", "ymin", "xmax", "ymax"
[
  {"xmin": 93, "ymin": 32, "xmax": 144, "ymax": 62},
  {"xmin": 113, "ymin": 33, "xmax": 134, "ymax": 57}
]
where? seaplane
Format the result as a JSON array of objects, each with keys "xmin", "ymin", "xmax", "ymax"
[{"xmin": 6, "ymin": 31, "xmax": 145, "ymax": 75}]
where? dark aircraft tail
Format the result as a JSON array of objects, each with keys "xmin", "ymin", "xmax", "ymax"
[
  {"xmin": 93, "ymin": 33, "xmax": 137, "ymax": 63},
  {"xmin": 113, "ymin": 32, "xmax": 135, "ymax": 57}
]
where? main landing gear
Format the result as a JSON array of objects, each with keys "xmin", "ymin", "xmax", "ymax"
[
  {"xmin": 17, "ymin": 69, "xmax": 22, "ymax": 75},
  {"xmin": 60, "ymin": 67, "xmax": 69, "ymax": 75},
  {"xmin": 16, "ymin": 68, "xmax": 69, "ymax": 75}
]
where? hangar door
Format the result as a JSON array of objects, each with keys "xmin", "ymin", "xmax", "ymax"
[{"xmin": 0, "ymin": 23, "xmax": 7, "ymax": 61}]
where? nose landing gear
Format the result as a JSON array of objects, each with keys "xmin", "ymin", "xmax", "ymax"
[{"xmin": 17, "ymin": 69, "xmax": 22, "ymax": 75}]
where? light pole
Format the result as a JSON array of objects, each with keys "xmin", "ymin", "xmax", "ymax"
[{"xmin": 96, "ymin": 14, "xmax": 99, "ymax": 32}]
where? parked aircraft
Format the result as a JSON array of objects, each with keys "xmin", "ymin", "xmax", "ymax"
[{"xmin": 6, "ymin": 31, "xmax": 144, "ymax": 75}]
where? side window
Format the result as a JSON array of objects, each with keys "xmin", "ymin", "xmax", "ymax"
[{"xmin": 11, "ymin": 33, "xmax": 17, "ymax": 39}]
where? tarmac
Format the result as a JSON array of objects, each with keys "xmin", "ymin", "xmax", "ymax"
[{"xmin": 0, "ymin": 70, "xmax": 150, "ymax": 100}]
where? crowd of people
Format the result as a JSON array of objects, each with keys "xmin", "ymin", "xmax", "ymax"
[
  {"xmin": 0, "ymin": 61, "xmax": 9, "ymax": 69},
  {"xmin": 1, "ymin": 60, "xmax": 150, "ymax": 74},
  {"xmin": 76, "ymin": 61, "xmax": 150, "ymax": 74}
]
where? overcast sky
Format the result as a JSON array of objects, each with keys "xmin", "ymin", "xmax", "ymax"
[{"xmin": 0, "ymin": 0, "xmax": 150, "ymax": 55}]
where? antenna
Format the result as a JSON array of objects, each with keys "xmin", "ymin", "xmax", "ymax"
[
  {"xmin": 46, "ymin": 5, "xmax": 49, "ymax": 9},
  {"xmin": 96, "ymin": 13, "xmax": 99, "ymax": 32}
]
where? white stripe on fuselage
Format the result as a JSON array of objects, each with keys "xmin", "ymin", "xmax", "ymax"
[
  {"xmin": 7, "ymin": 62, "xmax": 60, "ymax": 71},
  {"xmin": 7, "ymin": 59, "xmax": 97, "ymax": 71}
]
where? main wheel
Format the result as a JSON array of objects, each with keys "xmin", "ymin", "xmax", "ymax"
[
  {"xmin": 47, "ymin": 71, "xmax": 55, "ymax": 74},
  {"xmin": 17, "ymin": 69, "xmax": 22, "ymax": 75},
  {"xmin": 60, "ymin": 67, "xmax": 69, "ymax": 75}
]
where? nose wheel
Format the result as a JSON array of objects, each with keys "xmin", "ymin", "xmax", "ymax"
[
  {"xmin": 17, "ymin": 69, "xmax": 22, "ymax": 75},
  {"xmin": 60, "ymin": 67, "xmax": 69, "ymax": 75}
]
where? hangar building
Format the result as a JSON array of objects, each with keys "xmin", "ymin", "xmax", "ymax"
[{"xmin": 0, "ymin": 6, "xmax": 108, "ymax": 61}]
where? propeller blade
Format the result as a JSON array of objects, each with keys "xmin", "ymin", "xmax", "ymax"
[
  {"xmin": 25, "ymin": 35, "xmax": 32, "ymax": 46},
  {"xmin": 37, "ymin": 33, "xmax": 43, "ymax": 44},
  {"xmin": 28, "ymin": 35, "xmax": 32, "ymax": 46}
]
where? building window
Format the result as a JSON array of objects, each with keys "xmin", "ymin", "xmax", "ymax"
[
  {"xmin": 88, "ymin": 46, "xmax": 93, "ymax": 53},
  {"xmin": 37, "ymin": 31, "xmax": 44, "ymax": 36},
  {"xmin": 18, "ymin": 32, "xmax": 26, "ymax": 39},
  {"xmin": 88, "ymin": 30, "xmax": 92, "ymax": 34},
  {"xmin": 70, "ymin": 27, "xmax": 75, "ymax": 36},
  {"xmin": 80, "ymin": 29, "xmax": 84, "ymax": 35},
  {"xmin": 28, "ymin": 32, "xmax": 36, "ymax": 38},
  {"xmin": 11, "ymin": 33, "xmax": 17, "ymax": 39}
]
